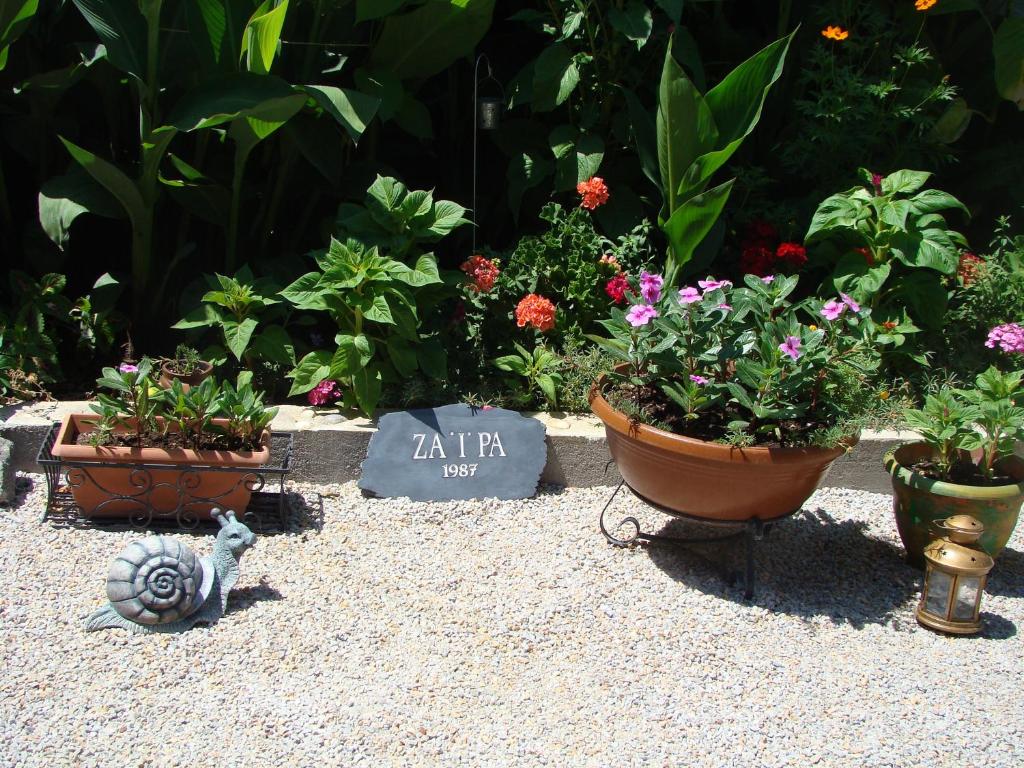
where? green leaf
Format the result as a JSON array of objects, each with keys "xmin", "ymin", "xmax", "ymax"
[
  {"xmin": 507, "ymin": 151, "xmax": 552, "ymax": 219},
  {"xmin": 169, "ymin": 73, "xmax": 299, "ymax": 130},
  {"xmin": 890, "ymin": 228, "xmax": 959, "ymax": 273},
  {"xmin": 395, "ymin": 95, "xmax": 433, "ymax": 138},
  {"xmin": 38, "ymin": 166, "xmax": 125, "ymax": 249},
  {"xmin": 288, "ymin": 350, "xmax": 332, "ymax": 396},
  {"xmin": 186, "ymin": 0, "xmax": 254, "ymax": 70},
  {"xmin": 608, "ymin": 1, "xmax": 652, "ymax": 49},
  {"xmin": 356, "ymin": 0, "xmax": 410, "ymax": 22},
  {"xmin": 830, "ymin": 253, "xmax": 891, "ymax": 300},
  {"xmin": 58, "ymin": 136, "xmax": 146, "ymax": 227},
  {"xmin": 532, "ymin": 43, "xmax": 580, "ymax": 111},
  {"xmin": 352, "ymin": 365, "xmax": 382, "ymax": 415},
  {"xmin": 994, "ymin": 18, "xmax": 1024, "ymax": 109},
  {"xmin": 662, "ymin": 179, "xmax": 734, "ymax": 276},
  {"xmin": 881, "ymin": 170, "xmax": 931, "ymax": 195},
  {"xmin": 386, "ymin": 337, "xmax": 417, "ymax": 377},
  {"xmin": 657, "ymin": 42, "xmax": 718, "ymax": 215},
  {"xmin": 535, "ymin": 373, "xmax": 558, "ymax": 406},
  {"xmin": 888, "ymin": 271, "xmax": 948, "ymax": 329},
  {"xmin": 330, "ymin": 334, "xmax": 371, "ymax": 377},
  {"xmin": 622, "ymin": 87, "xmax": 658, "ymax": 190},
  {"xmin": 249, "ymin": 324, "xmax": 294, "ymax": 365},
  {"xmin": 654, "ymin": 0, "xmax": 682, "ymax": 24},
  {"xmin": 362, "ymin": 293, "xmax": 394, "ymax": 324},
  {"xmin": 301, "ymin": 85, "xmax": 380, "ymax": 144},
  {"xmin": 910, "ymin": 189, "xmax": 969, "ymax": 217},
  {"xmin": 370, "ymin": 0, "xmax": 495, "ymax": 80},
  {"xmin": 417, "ymin": 338, "xmax": 447, "ymax": 380},
  {"xmin": 494, "ymin": 354, "xmax": 528, "ymax": 375},
  {"xmin": 388, "ymin": 253, "xmax": 443, "ymax": 287},
  {"xmin": 280, "ymin": 272, "xmax": 333, "ymax": 310},
  {"xmin": 222, "ymin": 316, "xmax": 258, "ymax": 360},
  {"xmin": 880, "ymin": 199, "xmax": 912, "ymax": 230},
  {"xmin": 0, "ymin": 0, "xmax": 38, "ymax": 70},
  {"xmin": 805, "ymin": 193, "xmax": 862, "ymax": 242},
  {"xmin": 240, "ymin": 0, "xmax": 288, "ymax": 75},
  {"xmin": 71, "ymin": 0, "xmax": 146, "ymax": 80},
  {"xmin": 427, "ymin": 200, "xmax": 470, "ymax": 238}
]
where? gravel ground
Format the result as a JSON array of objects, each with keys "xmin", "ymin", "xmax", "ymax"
[{"xmin": 1, "ymin": 474, "xmax": 1023, "ymax": 768}]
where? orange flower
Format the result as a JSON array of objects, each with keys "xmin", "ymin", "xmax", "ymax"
[
  {"xmin": 915, "ymin": 0, "xmax": 937, "ymax": 10},
  {"xmin": 515, "ymin": 294, "xmax": 556, "ymax": 332},
  {"xmin": 821, "ymin": 25, "xmax": 849, "ymax": 41},
  {"xmin": 576, "ymin": 176, "xmax": 609, "ymax": 210}
]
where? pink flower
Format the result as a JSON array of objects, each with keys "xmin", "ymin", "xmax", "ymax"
[
  {"xmin": 626, "ymin": 304, "xmax": 659, "ymax": 327},
  {"xmin": 689, "ymin": 374, "xmax": 709, "ymax": 385},
  {"xmin": 871, "ymin": 172, "xmax": 883, "ymax": 194},
  {"xmin": 698, "ymin": 278, "xmax": 732, "ymax": 293},
  {"xmin": 118, "ymin": 363, "xmax": 139, "ymax": 374},
  {"xmin": 761, "ymin": 275, "xmax": 775, "ymax": 284},
  {"xmin": 308, "ymin": 379, "xmax": 341, "ymax": 406},
  {"xmin": 639, "ymin": 271, "xmax": 663, "ymax": 304},
  {"xmin": 820, "ymin": 300, "xmax": 845, "ymax": 321},
  {"xmin": 717, "ymin": 303, "xmax": 732, "ymax": 311},
  {"xmin": 985, "ymin": 323, "xmax": 1024, "ymax": 354},
  {"xmin": 840, "ymin": 293, "xmax": 861, "ymax": 313},
  {"xmin": 677, "ymin": 286, "xmax": 701, "ymax": 305},
  {"xmin": 779, "ymin": 335, "xmax": 802, "ymax": 360}
]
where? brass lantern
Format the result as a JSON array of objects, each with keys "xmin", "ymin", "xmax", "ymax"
[{"xmin": 917, "ymin": 515, "xmax": 994, "ymax": 635}]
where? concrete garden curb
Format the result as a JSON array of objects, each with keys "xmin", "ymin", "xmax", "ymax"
[{"xmin": 0, "ymin": 400, "xmax": 927, "ymax": 494}]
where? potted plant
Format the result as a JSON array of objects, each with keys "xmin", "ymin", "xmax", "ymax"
[
  {"xmin": 589, "ymin": 273, "xmax": 885, "ymax": 521},
  {"xmin": 50, "ymin": 359, "xmax": 277, "ymax": 520},
  {"xmin": 884, "ymin": 367, "xmax": 1024, "ymax": 567},
  {"xmin": 158, "ymin": 343, "xmax": 214, "ymax": 390}
]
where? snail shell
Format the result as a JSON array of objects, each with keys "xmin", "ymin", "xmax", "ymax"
[{"xmin": 105, "ymin": 536, "xmax": 205, "ymax": 625}]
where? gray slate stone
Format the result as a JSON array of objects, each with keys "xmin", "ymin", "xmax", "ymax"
[
  {"xmin": 0, "ymin": 437, "xmax": 14, "ymax": 505},
  {"xmin": 359, "ymin": 404, "xmax": 547, "ymax": 501}
]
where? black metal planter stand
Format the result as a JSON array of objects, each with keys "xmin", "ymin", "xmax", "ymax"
[
  {"xmin": 599, "ymin": 478, "xmax": 798, "ymax": 600},
  {"xmin": 36, "ymin": 423, "xmax": 294, "ymax": 533}
]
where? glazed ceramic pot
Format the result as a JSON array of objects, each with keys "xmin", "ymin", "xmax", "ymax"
[
  {"xmin": 49, "ymin": 414, "xmax": 271, "ymax": 520},
  {"xmin": 158, "ymin": 360, "xmax": 214, "ymax": 391},
  {"xmin": 589, "ymin": 378, "xmax": 854, "ymax": 522},
  {"xmin": 884, "ymin": 442, "xmax": 1024, "ymax": 568}
]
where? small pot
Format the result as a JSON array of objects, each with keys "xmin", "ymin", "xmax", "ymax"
[
  {"xmin": 884, "ymin": 442, "xmax": 1024, "ymax": 568},
  {"xmin": 50, "ymin": 414, "xmax": 271, "ymax": 520},
  {"xmin": 589, "ymin": 374, "xmax": 854, "ymax": 522},
  {"xmin": 158, "ymin": 360, "xmax": 214, "ymax": 391}
]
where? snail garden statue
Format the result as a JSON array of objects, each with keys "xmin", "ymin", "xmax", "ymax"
[{"xmin": 84, "ymin": 508, "xmax": 256, "ymax": 634}]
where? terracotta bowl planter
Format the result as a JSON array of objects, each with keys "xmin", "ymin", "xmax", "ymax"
[
  {"xmin": 49, "ymin": 414, "xmax": 271, "ymax": 520},
  {"xmin": 589, "ymin": 378, "xmax": 854, "ymax": 522},
  {"xmin": 884, "ymin": 442, "xmax": 1024, "ymax": 568},
  {"xmin": 158, "ymin": 360, "xmax": 214, "ymax": 391}
]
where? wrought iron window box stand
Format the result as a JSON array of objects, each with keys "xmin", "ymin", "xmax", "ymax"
[
  {"xmin": 37, "ymin": 423, "xmax": 294, "ymax": 533},
  {"xmin": 600, "ymin": 478, "xmax": 798, "ymax": 600}
]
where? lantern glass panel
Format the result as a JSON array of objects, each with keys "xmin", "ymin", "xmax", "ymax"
[
  {"xmin": 924, "ymin": 569, "xmax": 952, "ymax": 616},
  {"xmin": 952, "ymin": 576, "xmax": 981, "ymax": 621}
]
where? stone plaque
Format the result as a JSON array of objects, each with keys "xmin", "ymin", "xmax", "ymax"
[{"xmin": 358, "ymin": 404, "xmax": 547, "ymax": 501}]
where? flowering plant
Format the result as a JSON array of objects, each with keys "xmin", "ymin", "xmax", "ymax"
[
  {"xmin": 589, "ymin": 273, "xmax": 885, "ymax": 447},
  {"xmin": 903, "ymin": 367, "xmax": 1024, "ymax": 484}
]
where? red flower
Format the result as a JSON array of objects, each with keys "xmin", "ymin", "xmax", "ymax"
[
  {"xmin": 775, "ymin": 242, "xmax": 807, "ymax": 268},
  {"xmin": 308, "ymin": 379, "xmax": 341, "ymax": 406},
  {"xmin": 605, "ymin": 273, "xmax": 630, "ymax": 304},
  {"xmin": 460, "ymin": 254, "xmax": 500, "ymax": 293},
  {"xmin": 741, "ymin": 219, "xmax": 778, "ymax": 250},
  {"xmin": 576, "ymin": 177, "xmax": 609, "ymax": 210},
  {"xmin": 957, "ymin": 252, "xmax": 985, "ymax": 286},
  {"xmin": 515, "ymin": 294, "xmax": 557, "ymax": 332},
  {"xmin": 853, "ymin": 246, "xmax": 873, "ymax": 266},
  {"xmin": 739, "ymin": 246, "xmax": 774, "ymax": 276}
]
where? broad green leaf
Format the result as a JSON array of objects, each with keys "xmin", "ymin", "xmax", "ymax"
[
  {"xmin": 362, "ymin": 293, "xmax": 394, "ymax": 324},
  {"xmin": 222, "ymin": 316, "xmax": 259, "ymax": 360},
  {"xmin": 172, "ymin": 303, "xmax": 223, "ymax": 329},
  {"xmin": 910, "ymin": 189, "xmax": 969, "ymax": 217},
  {"xmin": 388, "ymin": 253, "xmax": 442, "ymax": 287},
  {"xmin": 654, "ymin": 0, "xmax": 683, "ymax": 24},
  {"xmin": 352, "ymin": 365, "xmax": 382, "ymax": 416},
  {"xmin": 662, "ymin": 179, "xmax": 734, "ymax": 277},
  {"xmin": 169, "ymin": 73, "xmax": 298, "ymax": 130},
  {"xmin": 330, "ymin": 334, "xmax": 370, "ymax": 377},
  {"xmin": 608, "ymin": 1, "xmax": 652, "ymax": 49},
  {"xmin": 930, "ymin": 98, "xmax": 972, "ymax": 144},
  {"xmin": 71, "ymin": 0, "xmax": 146, "ymax": 80},
  {"xmin": 830, "ymin": 253, "xmax": 892, "ymax": 300},
  {"xmin": 249, "ymin": 324, "xmax": 294, "ymax": 365},
  {"xmin": 301, "ymin": 85, "xmax": 380, "ymax": 144},
  {"xmin": 536, "ymin": 373, "xmax": 558, "ymax": 406},
  {"xmin": 550, "ymin": 126, "xmax": 604, "ymax": 190},
  {"xmin": 58, "ymin": 136, "xmax": 146, "ymax": 227},
  {"xmin": 186, "ymin": 0, "xmax": 255, "ymax": 70},
  {"xmin": 805, "ymin": 193, "xmax": 862, "ymax": 242},
  {"xmin": 280, "ymin": 272, "xmax": 332, "ymax": 310},
  {"xmin": 890, "ymin": 228, "xmax": 959, "ymax": 273},
  {"xmin": 427, "ymin": 200, "xmax": 470, "ymax": 238},
  {"xmin": 880, "ymin": 199, "xmax": 912, "ymax": 230},
  {"xmin": 417, "ymin": 338, "xmax": 447, "ymax": 380},
  {"xmin": 241, "ymin": 0, "xmax": 288, "ymax": 75},
  {"xmin": 0, "ymin": 0, "xmax": 38, "ymax": 70},
  {"xmin": 507, "ymin": 151, "xmax": 552, "ymax": 219},
  {"xmin": 370, "ymin": 0, "xmax": 495, "ymax": 79},
  {"xmin": 386, "ymin": 337, "xmax": 417, "ymax": 377},
  {"xmin": 229, "ymin": 93, "xmax": 305, "ymax": 148},
  {"xmin": 367, "ymin": 175, "xmax": 405, "ymax": 214},
  {"xmin": 38, "ymin": 166, "xmax": 124, "ymax": 249},
  {"xmin": 881, "ymin": 170, "xmax": 931, "ymax": 195},
  {"xmin": 889, "ymin": 271, "xmax": 948, "ymax": 329},
  {"xmin": 621, "ymin": 87, "xmax": 658, "ymax": 191},
  {"xmin": 395, "ymin": 95, "xmax": 433, "ymax": 138},
  {"xmin": 356, "ymin": 0, "xmax": 409, "ymax": 22},
  {"xmin": 657, "ymin": 42, "xmax": 718, "ymax": 215},
  {"xmin": 703, "ymin": 31, "xmax": 793, "ymax": 146},
  {"xmin": 532, "ymin": 43, "xmax": 580, "ymax": 111},
  {"xmin": 161, "ymin": 154, "xmax": 231, "ymax": 225},
  {"xmin": 493, "ymin": 354, "xmax": 528, "ymax": 375},
  {"xmin": 287, "ymin": 350, "xmax": 332, "ymax": 396},
  {"xmin": 994, "ymin": 18, "xmax": 1024, "ymax": 109}
]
